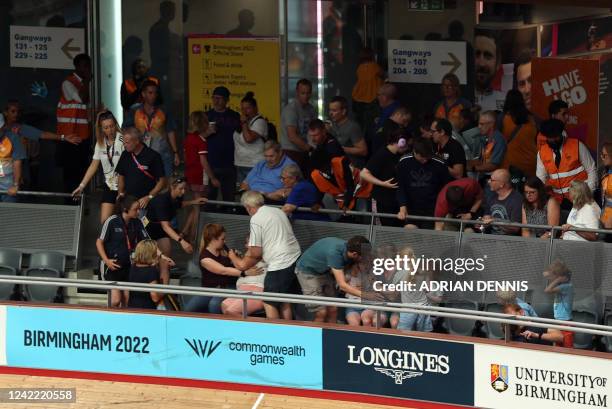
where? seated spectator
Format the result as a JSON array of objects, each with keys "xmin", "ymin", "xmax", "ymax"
[
  {"xmin": 496, "ymin": 290, "xmax": 537, "ymax": 317},
  {"xmin": 521, "ymin": 176, "xmax": 560, "ymax": 239},
  {"xmin": 502, "ymin": 303, "xmax": 564, "ymax": 345},
  {"xmin": 308, "ymin": 119, "xmax": 344, "ymax": 175},
  {"xmin": 499, "ymin": 90, "xmax": 538, "ymax": 178},
  {"xmin": 295, "ymin": 236, "xmax": 369, "ymax": 323},
  {"xmin": 185, "ymin": 223, "xmax": 261, "ymax": 314},
  {"xmin": 0, "ymin": 114, "xmax": 26, "ymax": 202},
  {"xmin": 561, "ymin": 180, "xmax": 601, "ymax": 241},
  {"xmin": 600, "ymin": 142, "xmax": 612, "ymax": 231},
  {"xmin": 362, "ymin": 245, "xmax": 402, "ymax": 328},
  {"xmin": 279, "ymin": 164, "xmax": 327, "ymax": 221},
  {"xmin": 482, "ymin": 169, "xmax": 522, "ymax": 235},
  {"xmin": 360, "ymin": 129, "xmax": 412, "ymax": 226},
  {"xmin": 222, "ymin": 234, "xmax": 267, "ymax": 317},
  {"xmin": 234, "ymin": 92, "xmax": 268, "ymax": 183},
  {"xmin": 433, "ymin": 73, "xmax": 472, "ymax": 125},
  {"xmin": 128, "ymin": 239, "xmax": 164, "ymax": 310},
  {"xmin": 327, "ymin": 96, "xmax": 368, "ymax": 168},
  {"xmin": 467, "ymin": 111, "xmax": 507, "ymax": 182},
  {"xmin": 240, "ymin": 140, "xmax": 296, "ymax": 195},
  {"xmin": 434, "ymin": 177, "xmax": 483, "ymax": 231},
  {"xmin": 431, "ymin": 118, "xmax": 466, "ymax": 179},
  {"xmin": 543, "ymin": 260, "xmax": 574, "ymax": 348},
  {"xmin": 374, "ymin": 105, "xmax": 413, "ymax": 155},
  {"xmin": 396, "ymin": 138, "xmax": 452, "ymax": 229}
]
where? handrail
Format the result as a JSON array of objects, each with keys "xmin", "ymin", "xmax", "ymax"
[
  {"xmin": 3, "ymin": 275, "xmax": 612, "ymax": 339},
  {"xmin": 0, "ymin": 190, "xmax": 77, "ymax": 199}
]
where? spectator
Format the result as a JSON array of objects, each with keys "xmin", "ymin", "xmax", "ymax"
[
  {"xmin": 536, "ymin": 100, "xmax": 570, "ymax": 149},
  {"xmin": 373, "ymin": 83, "xmax": 400, "ymax": 149},
  {"xmin": 450, "ymin": 108, "xmax": 482, "ymax": 162},
  {"xmin": 183, "ymin": 111, "xmax": 216, "ymax": 241},
  {"xmin": 295, "ymin": 236, "xmax": 369, "ymax": 323},
  {"xmin": 482, "ymin": 169, "xmax": 523, "ymax": 235},
  {"xmin": 145, "ymin": 176, "xmax": 207, "ymax": 283},
  {"xmin": 280, "ymin": 164, "xmax": 326, "ymax": 221},
  {"xmin": 280, "ymin": 79, "xmax": 317, "ymax": 175},
  {"xmin": 434, "ymin": 178, "xmax": 483, "ymax": 231},
  {"xmin": 308, "ymin": 119, "xmax": 344, "ymax": 175},
  {"xmin": 96, "ymin": 195, "xmax": 149, "ymax": 308},
  {"xmin": 206, "ymin": 86, "xmax": 241, "ymax": 203},
  {"xmin": 396, "ymin": 138, "xmax": 452, "ymax": 229},
  {"xmin": 521, "ymin": 176, "xmax": 560, "ymax": 239},
  {"xmin": 537, "ymin": 119, "xmax": 597, "ymax": 209},
  {"xmin": 543, "ymin": 260, "xmax": 574, "ymax": 348},
  {"xmin": 116, "ymin": 127, "xmax": 166, "ymax": 210},
  {"xmin": 184, "ymin": 223, "xmax": 262, "ymax": 314},
  {"xmin": 127, "ymin": 239, "xmax": 164, "ymax": 310},
  {"xmin": 373, "ymin": 105, "xmax": 412, "ymax": 156},
  {"xmin": 467, "ymin": 111, "xmax": 507, "ymax": 181},
  {"xmin": 360, "ymin": 129, "xmax": 411, "ymax": 226},
  {"xmin": 431, "ymin": 118, "xmax": 466, "ymax": 179},
  {"xmin": 234, "ymin": 92, "xmax": 268, "ymax": 183},
  {"xmin": 240, "ymin": 140, "xmax": 296, "ymax": 199},
  {"xmin": 496, "ymin": 290, "xmax": 537, "ymax": 317},
  {"xmin": 344, "ymin": 262, "xmax": 365, "ymax": 326},
  {"xmin": 600, "ymin": 142, "xmax": 612, "ymax": 230},
  {"xmin": 499, "ymin": 90, "xmax": 538, "ymax": 178},
  {"xmin": 123, "ymin": 80, "xmax": 179, "ymax": 177},
  {"xmin": 56, "ymin": 53, "xmax": 92, "ymax": 194},
  {"xmin": 222, "ymin": 234, "xmax": 267, "ymax": 317},
  {"xmin": 502, "ymin": 303, "xmax": 564, "ymax": 345},
  {"xmin": 418, "ymin": 113, "xmax": 435, "ymax": 140},
  {"xmin": 433, "ymin": 73, "xmax": 472, "ymax": 124},
  {"xmin": 561, "ymin": 180, "xmax": 601, "ymax": 241},
  {"xmin": 0, "ymin": 114, "xmax": 26, "ymax": 202},
  {"xmin": 351, "ymin": 47, "xmax": 384, "ymax": 133},
  {"xmin": 229, "ymin": 191, "xmax": 301, "ymax": 320},
  {"xmin": 73, "ymin": 110, "xmax": 124, "ymax": 224},
  {"xmin": 120, "ymin": 59, "xmax": 161, "ymax": 114},
  {"xmin": 327, "ymin": 96, "xmax": 368, "ymax": 168}
]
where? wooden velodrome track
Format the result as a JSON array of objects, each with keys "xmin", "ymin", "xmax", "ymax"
[{"xmin": 0, "ymin": 372, "xmax": 434, "ymax": 409}]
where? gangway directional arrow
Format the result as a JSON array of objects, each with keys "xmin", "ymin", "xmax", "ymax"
[
  {"xmin": 441, "ymin": 52, "xmax": 461, "ymax": 75},
  {"xmin": 61, "ymin": 38, "xmax": 81, "ymax": 60}
]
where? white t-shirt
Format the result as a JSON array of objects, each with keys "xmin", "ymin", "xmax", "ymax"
[
  {"xmin": 563, "ymin": 202, "xmax": 601, "ymax": 241},
  {"xmin": 233, "ymin": 115, "xmax": 268, "ymax": 168},
  {"xmin": 92, "ymin": 133, "xmax": 124, "ymax": 190},
  {"xmin": 248, "ymin": 206, "xmax": 301, "ymax": 271},
  {"xmin": 237, "ymin": 261, "xmax": 267, "ymax": 287},
  {"xmin": 61, "ymin": 74, "xmax": 83, "ymax": 103}
]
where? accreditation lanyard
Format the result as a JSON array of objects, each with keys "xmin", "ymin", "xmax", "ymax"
[{"xmin": 105, "ymin": 138, "xmax": 115, "ymax": 168}]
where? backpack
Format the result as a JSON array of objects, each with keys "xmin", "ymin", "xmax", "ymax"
[{"xmin": 251, "ymin": 115, "xmax": 277, "ymax": 142}]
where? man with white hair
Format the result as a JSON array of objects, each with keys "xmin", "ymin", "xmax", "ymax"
[{"xmin": 229, "ymin": 191, "xmax": 301, "ymax": 319}]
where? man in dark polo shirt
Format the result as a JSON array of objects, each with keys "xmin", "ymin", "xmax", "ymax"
[
  {"xmin": 116, "ymin": 127, "xmax": 166, "ymax": 209},
  {"xmin": 431, "ymin": 118, "xmax": 466, "ymax": 179}
]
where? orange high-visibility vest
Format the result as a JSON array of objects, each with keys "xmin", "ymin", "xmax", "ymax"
[
  {"xmin": 310, "ymin": 156, "xmax": 372, "ymax": 210},
  {"xmin": 539, "ymin": 138, "xmax": 588, "ymax": 202},
  {"xmin": 433, "ymin": 99, "xmax": 469, "ymax": 124},
  {"xmin": 56, "ymin": 73, "xmax": 89, "ymax": 140},
  {"xmin": 601, "ymin": 173, "xmax": 612, "ymax": 226},
  {"xmin": 124, "ymin": 76, "xmax": 159, "ymax": 95}
]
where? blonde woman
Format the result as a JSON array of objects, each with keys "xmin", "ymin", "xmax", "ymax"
[
  {"xmin": 127, "ymin": 239, "xmax": 163, "ymax": 309},
  {"xmin": 562, "ymin": 180, "xmax": 601, "ymax": 241},
  {"xmin": 72, "ymin": 110, "xmax": 124, "ymax": 223}
]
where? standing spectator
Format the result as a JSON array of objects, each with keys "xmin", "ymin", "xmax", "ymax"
[
  {"xmin": 372, "ymin": 83, "xmax": 400, "ymax": 152},
  {"xmin": 543, "ymin": 260, "xmax": 574, "ymax": 348},
  {"xmin": 434, "ymin": 177, "xmax": 483, "ymax": 231},
  {"xmin": 295, "ymin": 236, "xmax": 369, "ymax": 323},
  {"xmin": 521, "ymin": 176, "xmax": 560, "ymax": 239},
  {"xmin": 72, "ymin": 110, "xmax": 124, "ymax": 224},
  {"xmin": 467, "ymin": 111, "xmax": 507, "ymax": 181},
  {"xmin": 124, "ymin": 80, "xmax": 179, "ymax": 177},
  {"xmin": 127, "ymin": 240, "xmax": 163, "ymax": 310},
  {"xmin": 600, "ymin": 142, "xmax": 612, "ymax": 230},
  {"xmin": 351, "ymin": 47, "xmax": 383, "ymax": 132},
  {"xmin": 234, "ymin": 92, "xmax": 268, "ymax": 183},
  {"xmin": 56, "ymin": 53, "xmax": 92, "ymax": 194},
  {"xmin": 240, "ymin": 141, "xmax": 296, "ymax": 199},
  {"xmin": 183, "ymin": 111, "xmax": 216, "ymax": 242},
  {"xmin": 374, "ymin": 105, "xmax": 412, "ymax": 155},
  {"xmin": 450, "ymin": 108, "xmax": 482, "ymax": 162},
  {"xmin": 280, "ymin": 79, "xmax": 317, "ymax": 175},
  {"xmin": 433, "ymin": 73, "xmax": 472, "ymax": 124},
  {"xmin": 431, "ymin": 118, "xmax": 466, "ymax": 179},
  {"xmin": 229, "ymin": 191, "xmax": 302, "ymax": 320},
  {"xmin": 206, "ymin": 86, "xmax": 241, "ymax": 203},
  {"xmin": 96, "ymin": 196, "xmax": 149, "ymax": 308},
  {"xmin": 499, "ymin": 90, "xmax": 538, "ymax": 178},
  {"xmin": 396, "ymin": 138, "xmax": 452, "ymax": 229},
  {"xmin": 116, "ymin": 127, "xmax": 166, "ymax": 210},
  {"xmin": 280, "ymin": 164, "xmax": 326, "ymax": 221},
  {"xmin": 482, "ymin": 169, "xmax": 523, "ymax": 235},
  {"xmin": 308, "ymin": 119, "xmax": 344, "ymax": 175},
  {"xmin": 360, "ymin": 129, "xmax": 411, "ymax": 226},
  {"xmin": 120, "ymin": 59, "xmax": 161, "ymax": 114},
  {"xmin": 327, "ymin": 96, "xmax": 368, "ymax": 168},
  {"xmin": 561, "ymin": 181, "xmax": 601, "ymax": 241},
  {"xmin": 537, "ymin": 119, "xmax": 597, "ymax": 209},
  {"xmin": 145, "ymin": 177, "xmax": 207, "ymax": 284},
  {"xmin": 184, "ymin": 223, "xmax": 261, "ymax": 314},
  {"xmin": 0, "ymin": 114, "xmax": 25, "ymax": 202}
]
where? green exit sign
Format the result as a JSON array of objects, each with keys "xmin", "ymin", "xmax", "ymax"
[{"xmin": 407, "ymin": 0, "xmax": 444, "ymax": 11}]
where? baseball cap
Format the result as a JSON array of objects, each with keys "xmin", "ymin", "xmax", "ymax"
[{"xmin": 212, "ymin": 86, "xmax": 230, "ymax": 99}]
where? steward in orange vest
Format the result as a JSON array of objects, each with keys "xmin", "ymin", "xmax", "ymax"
[
  {"xmin": 311, "ymin": 156, "xmax": 372, "ymax": 210},
  {"xmin": 120, "ymin": 59, "xmax": 161, "ymax": 112}
]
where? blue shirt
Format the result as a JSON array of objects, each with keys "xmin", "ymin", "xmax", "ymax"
[
  {"xmin": 517, "ymin": 298, "xmax": 538, "ymax": 318},
  {"xmin": 286, "ymin": 180, "xmax": 327, "ymax": 221},
  {"xmin": 487, "ymin": 130, "xmax": 507, "ymax": 166},
  {"xmin": 246, "ymin": 155, "xmax": 296, "ymax": 194},
  {"xmin": 296, "ymin": 237, "xmax": 349, "ymax": 275},
  {"xmin": 0, "ymin": 130, "xmax": 26, "ymax": 189},
  {"xmin": 206, "ymin": 108, "xmax": 241, "ymax": 169},
  {"xmin": 8, "ymin": 124, "xmax": 43, "ymax": 141},
  {"xmin": 553, "ymin": 282, "xmax": 573, "ymax": 321}
]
